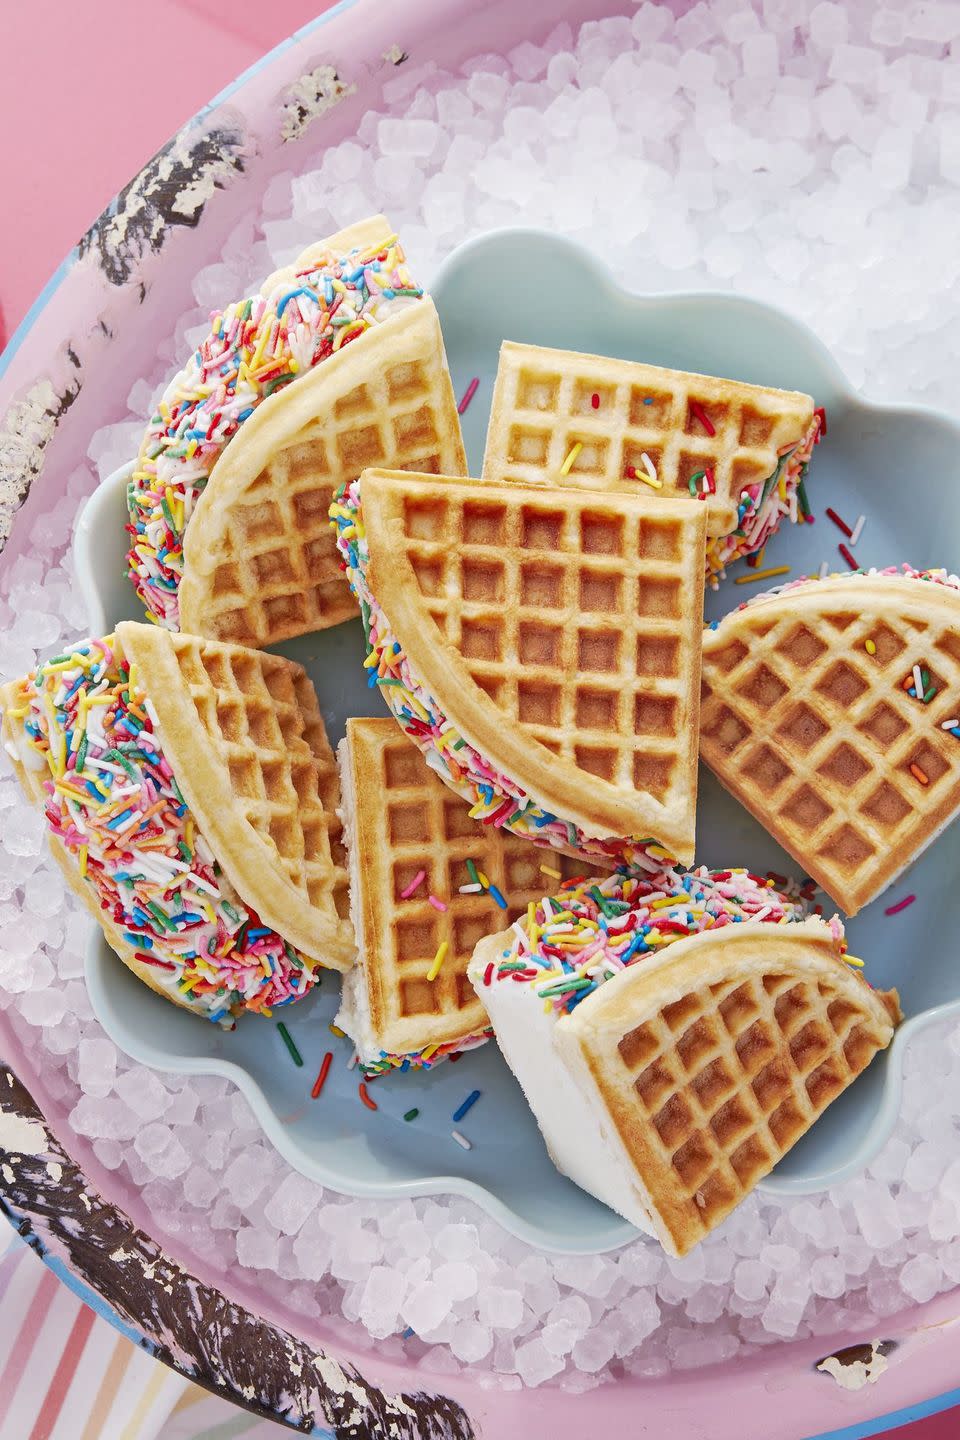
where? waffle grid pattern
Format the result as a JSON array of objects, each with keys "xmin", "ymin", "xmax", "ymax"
[
  {"xmin": 361, "ymin": 724, "xmax": 600, "ymax": 1027},
  {"xmin": 171, "ymin": 636, "xmax": 349, "ymax": 925},
  {"xmin": 700, "ymin": 600, "xmax": 960, "ymax": 910},
  {"xmin": 484, "ymin": 343, "xmax": 812, "ymax": 537},
  {"xmin": 395, "ymin": 484, "xmax": 704, "ymax": 806},
  {"xmin": 612, "ymin": 965, "xmax": 886, "ymax": 1249},
  {"xmin": 192, "ymin": 352, "xmax": 462, "ymax": 647}
]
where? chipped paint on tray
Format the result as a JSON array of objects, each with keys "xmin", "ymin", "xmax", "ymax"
[
  {"xmin": 0, "ymin": 1063, "xmax": 476, "ymax": 1439},
  {"xmin": 281, "ymin": 65, "xmax": 357, "ymax": 141},
  {"xmin": 78, "ymin": 114, "xmax": 251, "ymax": 287},
  {"xmin": 816, "ymin": 1340, "xmax": 896, "ymax": 1391},
  {"xmin": 0, "ymin": 368, "xmax": 81, "ymax": 550}
]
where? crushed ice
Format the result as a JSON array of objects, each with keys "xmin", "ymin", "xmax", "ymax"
[{"xmin": 4, "ymin": 0, "xmax": 960, "ymax": 1389}]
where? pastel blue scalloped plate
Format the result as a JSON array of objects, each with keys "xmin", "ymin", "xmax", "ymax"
[{"xmin": 76, "ymin": 228, "xmax": 960, "ymax": 1253}]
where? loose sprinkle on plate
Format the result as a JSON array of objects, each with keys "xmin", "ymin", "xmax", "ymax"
[
  {"xmin": 453, "ymin": 1090, "xmax": 481, "ymax": 1123},
  {"xmin": 457, "ymin": 377, "xmax": 479, "ymax": 415},
  {"xmin": 451, "ymin": 1129, "xmax": 472, "ymax": 1150},
  {"xmin": 277, "ymin": 1022, "xmax": 303, "ymax": 1067},
  {"xmin": 359, "ymin": 1082, "xmax": 378, "ymax": 1111},
  {"xmin": 885, "ymin": 895, "xmax": 916, "ymax": 915},
  {"xmin": 735, "ymin": 565, "xmax": 791, "ymax": 585},
  {"xmin": 826, "ymin": 507, "xmax": 853, "ymax": 538},
  {"xmin": 311, "ymin": 1052, "xmax": 333, "ymax": 1099},
  {"xmin": 404, "ymin": 1108, "xmax": 420, "ymax": 1122}
]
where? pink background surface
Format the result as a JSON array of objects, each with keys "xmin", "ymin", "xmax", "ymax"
[{"xmin": 0, "ymin": 2, "xmax": 956, "ymax": 1436}]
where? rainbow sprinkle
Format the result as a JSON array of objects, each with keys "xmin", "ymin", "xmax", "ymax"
[
  {"xmin": 483, "ymin": 867, "xmax": 829, "ymax": 1015},
  {"xmin": 705, "ymin": 410, "xmax": 822, "ymax": 589},
  {"xmin": 126, "ymin": 235, "xmax": 422, "ymax": 627},
  {"xmin": 6, "ymin": 638, "xmax": 317, "ymax": 1024},
  {"xmin": 329, "ymin": 477, "xmax": 677, "ymax": 873}
]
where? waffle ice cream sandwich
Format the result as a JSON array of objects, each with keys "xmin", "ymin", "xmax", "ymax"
[
  {"xmin": 483, "ymin": 341, "xmax": 822, "ymax": 586},
  {"xmin": 335, "ymin": 717, "xmax": 606, "ymax": 1074},
  {"xmin": 469, "ymin": 868, "xmax": 898, "ymax": 1255},
  {"xmin": 700, "ymin": 566, "xmax": 960, "ymax": 915},
  {"xmin": 0, "ymin": 624, "xmax": 354, "ymax": 1024},
  {"xmin": 127, "ymin": 215, "xmax": 466, "ymax": 645},
  {"xmin": 331, "ymin": 468, "xmax": 708, "ymax": 869}
]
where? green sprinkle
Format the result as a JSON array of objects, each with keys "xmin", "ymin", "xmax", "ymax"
[
  {"xmin": 178, "ymin": 840, "xmax": 192, "ymax": 862},
  {"xmin": 466, "ymin": 859, "xmax": 480, "ymax": 886},
  {"xmin": 221, "ymin": 900, "xmax": 240, "ymax": 923},
  {"xmin": 507, "ymin": 809, "xmax": 524, "ymax": 825},
  {"xmin": 375, "ymin": 677, "xmax": 404, "ymax": 687},
  {"xmin": 75, "ymin": 732, "xmax": 89, "ymax": 772},
  {"xmin": 44, "ymin": 653, "xmax": 72, "ymax": 667},
  {"xmin": 923, "ymin": 684, "xmax": 938, "ymax": 703},
  {"xmin": 146, "ymin": 901, "xmax": 174, "ymax": 931},
  {"xmin": 263, "ymin": 373, "xmax": 295, "ymax": 397},
  {"xmin": 797, "ymin": 477, "xmax": 810, "ymax": 517},
  {"xmin": 538, "ymin": 976, "xmax": 592, "ymax": 996},
  {"xmin": 453, "ymin": 739, "xmax": 466, "ymax": 750},
  {"xmin": 404, "ymin": 1108, "xmax": 420, "ymax": 1122},
  {"xmin": 171, "ymin": 776, "xmax": 188, "ymax": 807},
  {"xmin": 277, "ymin": 1022, "xmax": 303, "ymax": 1067},
  {"xmin": 161, "ymin": 496, "xmax": 177, "ymax": 530}
]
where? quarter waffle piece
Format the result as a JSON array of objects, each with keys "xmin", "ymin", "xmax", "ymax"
[
  {"xmin": 483, "ymin": 341, "xmax": 821, "ymax": 581},
  {"xmin": 0, "ymin": 623, "xmax": 353, "ymax": 1026},
  {"xmin": 700, "ymin": 568, "xmax": 960, "ymax": 915},
  {"xmin": 335, "ymin": 717, "xmax": 606, "ymax": 1075},
  {"xmin": 331, "ymin": 468, "xmax": 708, "ymax": 868},
  {"xmin": 127, "ymin": 214, "xmax": 466, "ymax": 641},
  {"xmin": 470, "ymin": 869, "xmax": 898, "ymax": 1255}
]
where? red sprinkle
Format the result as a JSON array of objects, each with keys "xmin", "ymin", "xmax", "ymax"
[
  {"xmin": 311, "ymin": 1052, "xmax": 333, "ymax": 1099},
  {"xmin": 483, "ymin": 962, "xmax": 495, "ymax": 986},
  {"xmin": 838, "ymin": 542, "xmax": 858, "ymax": 569},
  {"xmin": 358, "ymin": 1082, "xmax": 378, "ymax": 1111},
  {"xmin": 814, "ymin": 405, "xmax": 827, "ymax": 438},
  {"xmin": 457, "ymin": 377, "xmax": 480, "ymax": 416},
  {"xmin": 689, "ymin": 400, "xmax": 715, "ymax": 436},
  {"xmin": 591, "ymin": 392, "xmax": 600, "ymax": 409},
  {"xmin": 884, "ymin": 894, "xmax": 916, "ymax": 916},
  {"xmin": 826, "ymin": 507, "xmax": 853, "ymax": 539}
]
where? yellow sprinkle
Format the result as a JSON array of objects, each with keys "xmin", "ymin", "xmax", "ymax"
[
  {"xmin": 540, "ymin": 864, "xmax": 562, "ymax": 879},
  {"xmin": 179, "ymin": 975, "xmax": 200, "ymax": 993},
  {"xmin": 651, "ymin": 895, "xmax": 681, "ymax": 909},
  {"xmin": 646, "ymin": 846, "xmax": 674, "ymax": 861},
  {"xmin": 427, "ymin": 941, "xmax": 449, "ymax": 982},
  {"xmin": 865, "ymin": 639, "xmax": 877, "ymax": 655},
  {"xmin": 185, "ymin": 439, "xmax": 198, "ymax": 460},
  {"xmin": 421, "ymin": 1043, "xmax": 440, "ymax": 1062},
  {"xmin": 843, "ymin": 953, "xmax": 865, "ymax": 968},
  {"xmin": 329, "ymin": 1023, "xmax": 346, "ymax": 1037},
  {"xmin": 79, "ymin": 846, "xmax": 88, "ymax": 878},
  {"xmin": 477, "ymin": 871, "xmax": 490, "ymax": 889},
  {"xmin": 637, "ymin": 470, "xmax": 662, "ymax": 490},
  {"xmin": 363, "ymin": 651, "xmax": 380, "ymax": 669},
  {"xmin": 543, "ymin": 998, "xmax": 554, "ymax": 1014},
  {"xmin": 560, "ymin": 442, "xmax": 582, "ymax": 476},
  {"xmin": 735, "ymin": 565, "xmax": 791, "ymax": 586}
]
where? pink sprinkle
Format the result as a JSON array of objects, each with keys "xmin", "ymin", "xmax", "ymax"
[
  {"xmin": 400, "ymin": 869, "xmax": 426, "ymax": 900},
  {"xmin": 428, "ymin": 894, "xmax": 448, "ymax": 912},
  {"xmin": 457, "ymin": 377, "xmax": 479, "ymax": 415},
  {"xmin": 884, "ymin": 894, "xmax": 916, "ymax": 916}
]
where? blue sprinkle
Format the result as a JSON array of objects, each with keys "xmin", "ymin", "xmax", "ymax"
[
  {"xmin": 643, "ymin": 396, "xmax": 654, "ymax": 405},
  {"xmin": 452, "ymin": 1089, "xmax": 481, "ymax": 1123},
  {"xmin": 488, "ymin": 885, "xmax": 508, "ymax": 910},
  {"xmin": 107, "ymin": 808, "xmax": 135, "ymax": 831}
]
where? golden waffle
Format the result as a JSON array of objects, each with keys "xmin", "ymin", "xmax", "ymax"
[
  {"xmin": 470, "ymin": 916, "xmax": 896, "ymax": 1254},
  {"xmin": 483, "ymin": 340, "xmax": 814, "ymax": 538},
  {"xmin": 554, "ymin": 919, "xmax": 897, "ymax": 1255},
  {"xmin": 337, "ymin": 718, "xmax": 605, "ymax": 1062},
  {"xmin": 117, "ymin": 624, "xmax": 354, "ymax": 967},
  {"xmin": 178, "ymin": 293, "xmax": 467, "ymax": 648},
  {"xmin": 361, "ymin": 469, "xmax": 708, "ymax": 862},
  {"xmin": 700, "ymin": 574, "xmax": 960, "ymax": 915}
]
